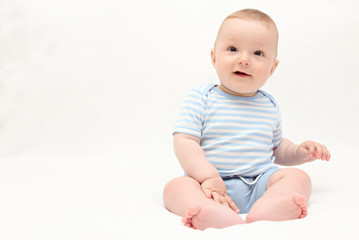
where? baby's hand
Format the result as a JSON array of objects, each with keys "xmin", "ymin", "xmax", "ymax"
[
  {"xmin": 201, "ymin": 176, "xmax": 240, "ymax": 213},
  {"xmin": 297, "ymin": 140, "xmax": 331, "ymax": 162}
]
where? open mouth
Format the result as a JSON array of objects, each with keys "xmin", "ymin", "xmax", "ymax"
[{"xmin": 234, "ymin": 71, "xmax": 251, "ymax": 77}]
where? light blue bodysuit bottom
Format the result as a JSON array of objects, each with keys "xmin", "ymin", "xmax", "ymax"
[{"xmin": 223, "ymin": 166, "xmax": 280, "ymax": 214}]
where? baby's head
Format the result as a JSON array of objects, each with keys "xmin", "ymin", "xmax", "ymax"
[{"xmin": 211, "ymin": 9, "xmax": 280, "ymax": 97}]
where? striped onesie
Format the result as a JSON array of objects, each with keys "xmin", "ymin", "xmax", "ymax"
[{"xmin": 174, "ymin": 83, "xmax": 282, "ymax": 178}]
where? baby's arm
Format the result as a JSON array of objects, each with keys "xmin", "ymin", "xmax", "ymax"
[
  {"xmin": 174, "ymin": 133, "xmax": 239, "ymax": 213},
  {"xmin": 174, "ymin": 133, "xmax": 218, "ymax": 183},
  {"xmin": 273, "ymin": 138, "xmax": 331, "ymax": 166}
]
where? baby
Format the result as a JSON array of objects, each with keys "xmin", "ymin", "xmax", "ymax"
[{"xmin": 163, "ymin": 9, "xmax": 331, "ymax": 230}]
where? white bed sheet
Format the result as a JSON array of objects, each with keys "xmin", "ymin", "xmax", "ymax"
[
  {"xmin": 1, "ymin": 146, "xmax": 358, "ymax": 240},
  {"xmin": 1, "ymin": 0, "xmax": 359, "ymax": 239}
]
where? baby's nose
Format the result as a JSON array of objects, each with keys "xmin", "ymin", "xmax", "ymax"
[{"xmin": 237, "ymin": 54, "xmax": 250, "ymax": 66}]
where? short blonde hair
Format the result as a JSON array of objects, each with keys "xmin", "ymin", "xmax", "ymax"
[
  {"xmin": 225, "ymin": 9, "xmax": 277, "ymax": 28},
  {"xmin": 214, "ymin": 9, "xmax": 279, "ymax": 50}
]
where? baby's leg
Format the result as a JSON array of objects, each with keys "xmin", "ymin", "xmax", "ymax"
[
  {"xmin": 246, "ymin": 168, "xmax": 311, "ymax": 223},
  {"xmin": 163, "ymin": 176, "xmax": 245, "ymax": 230}
]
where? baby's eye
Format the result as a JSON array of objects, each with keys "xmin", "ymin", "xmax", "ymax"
[
  {"xmin": 228, "ymin": 46, "xmax": 237, "ymax": 52},
  {"xmin": 254, "ymin": 50, "xmax": 264, "ymax": 56}
]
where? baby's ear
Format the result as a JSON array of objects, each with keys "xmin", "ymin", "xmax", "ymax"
[
  {"xmin": 211, "ymin": 49, "xmax": 216, "ymax": 67},
  {"xmin": 270, "ymin": 59, "xmax": 279, "ymax": 76}
]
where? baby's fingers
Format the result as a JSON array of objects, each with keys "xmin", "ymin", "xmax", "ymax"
[
  {"xmin": 211, "ymin": 192, "xmax": 229, "ymax": 206},
  {"xmin": 313, "ymin": 143, "xmax": 331, "ymax": 161},
  {"xmin": 224, "ymin": 195, "xmax": 240, "ymax": 213},
  {"xmin": 211, "ymin": 192, "xmax": 221, "ymax": 203},
  {"xmin": 202, "ymin": 189, "xmax": 212, "ymax": 199},
  {"xmin": 320, "ymin": 145, "xmax": 331, "ymax": 161},
  {"xmin": 300, "ymin": 141, "xmax": 331, "ymax": 162}
]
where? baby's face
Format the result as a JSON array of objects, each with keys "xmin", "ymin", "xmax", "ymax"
[{"xmin": 211, "ymin": 18, "xmax": 279, "ymax": 97}]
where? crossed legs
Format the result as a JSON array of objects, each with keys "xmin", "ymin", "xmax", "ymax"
[{"xmin": 163, "ymin": 168, "xmax": 312, "ymax": 230}]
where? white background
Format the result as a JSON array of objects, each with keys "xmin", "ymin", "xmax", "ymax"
[{"xmin": 0, "ymin": 0, "xmax": 359, "ymax": 239}]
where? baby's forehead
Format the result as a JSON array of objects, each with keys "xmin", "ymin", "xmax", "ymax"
[{"xmin": 218, "ymin": 18, "xmax": 278, "ymax": 44}]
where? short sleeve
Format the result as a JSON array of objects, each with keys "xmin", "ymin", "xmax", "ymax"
[
  {"xmin": 258, "ymin": 90, "xmax": 283, "ymax": 148},
  {"xmin": 272, "ymin": 106, "xmax": 282, "ymax": 148},
  {"xmin": 173, "ymin": 86, "xmax": 207, "ymax": 138}
]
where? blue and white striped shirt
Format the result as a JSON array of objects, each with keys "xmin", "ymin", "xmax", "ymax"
[{"xmin": 174, "ymin": 84, "xmax": 282, "ymax": 178}]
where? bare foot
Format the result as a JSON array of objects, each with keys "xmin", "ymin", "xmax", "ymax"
[
  {"xmin": 182, "ymin": 204, "xmax": 245, "ymax": 230},
  {"xmin": 246, "ymin": 193, "xmax": 308, "ymax": 223}
]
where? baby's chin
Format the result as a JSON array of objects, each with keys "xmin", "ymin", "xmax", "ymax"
[{"xmin": 218, "ymin": 85, "xmax": 258, "ymax": 97}]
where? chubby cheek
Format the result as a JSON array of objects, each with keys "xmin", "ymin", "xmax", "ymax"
[
  {"xmin": 215, "ymin": 62, "xmax": 232, "ymax": 78},
  {"xmin": 215, "ymin": 58, "xmax": 232, "ymax": 71},
  {"xmin": 256, "ymin": 65, "xmax": 273, "ymax": 80}
]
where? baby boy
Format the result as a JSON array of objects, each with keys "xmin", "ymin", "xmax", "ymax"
[{"xmin": 163, "ymin": 9, "xmax": 330, "ymax": 230}]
